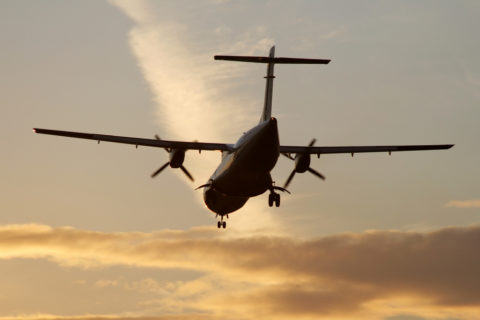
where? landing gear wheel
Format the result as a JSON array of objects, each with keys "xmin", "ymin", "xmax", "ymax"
[
  {"xmin": 268, "ymin": 194, "xmax": 274, "ymax": 207},
  {"xmin": 268, "ymin": 192, "xmax": 281, "ymax": 208},
  {"xmin": 222, "ymin": 221, "xmax": 226, "ymax": 229},
  {"xmin": 217, "ymin": 221, "xmax": 221, "ymax": 228}
]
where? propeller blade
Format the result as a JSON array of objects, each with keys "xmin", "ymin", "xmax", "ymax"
[
  {"xmin": 272, "ymin": 185, "xmax": 291, "ymax": 194},
  {"xmin": 308, "ymin": 167, "xmax": 326, "ymax": 180},
  {"xmin": 308, "ymin": 138, "xmax": 317, "ymax": 147},
  {"xmin": 151, "ymin": 162, "xmax": 169, "ymax": 178},
  {"xmin": 180, "ymin": 165, "xmax": 195, "ymax": 182},
  {"xmin": 195, "ymin": 182, "xmax": 211, "ymax": 190},
  {"xmin": 284, "ymin": 170, "xmax": 296, "ymax": 188}
]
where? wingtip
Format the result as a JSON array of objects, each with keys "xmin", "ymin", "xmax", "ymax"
[{"xmin": 32, "ymin": 128, "xmax": 37, "ymax": 133}]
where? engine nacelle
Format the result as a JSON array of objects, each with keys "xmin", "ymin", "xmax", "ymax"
[
  {"xmin": 294, "ymin": 153, "xmax": 310, "ymax": 173},
  {"xmin": 169, "ymin": 149, "xmax": 186, "ymax": 168}
]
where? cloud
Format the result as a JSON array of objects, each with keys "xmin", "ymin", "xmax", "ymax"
[
  {"xmin": 0, "ymin": 315, "xmax": 217, "ymax": 320},
  {"xmin": 445, "ymin": 199, "xmax": 480, "ymax": 208},
  {"xmin": 110, "ymin": 0, "xmax": 272, "ymax": 142},
  {"xmin": 108, "ymin": 0, "xmax": 282, "ymax": 234},
  {"xmin": 0, "ymin": 224, "xmax": 479, "ymax": 319}
]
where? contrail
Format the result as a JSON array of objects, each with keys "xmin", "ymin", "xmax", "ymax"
[{"xmin": 109, "ymin": 0, "xmax": 285, "ymax": 234}]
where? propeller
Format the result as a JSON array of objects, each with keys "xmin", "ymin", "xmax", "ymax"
[
  {"xmin": 151, "ymin": 162, "xmax": 170, "ymax": 178},
  {"xmin": 282, "ymin": 138, "xmax": 325, "ymax": 188},
  {"xmin": 150, "ymin": 135, "xmax": 194, "ymax": 182}
]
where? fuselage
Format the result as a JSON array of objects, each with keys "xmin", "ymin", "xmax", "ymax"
[{"xmin": 203, "ymin": 118, "xmax": 279, "ymax": 215}]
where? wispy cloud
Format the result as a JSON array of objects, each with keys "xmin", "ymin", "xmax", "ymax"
[
  {"xmin": 110, "ymin": 0, "xmax": 273, "ymax": 142},
  {"xmin": 109, "ymin": 0, "xmax": 282, "ymax": 234},
  {"xmin": 1, "ymin": 224, "xmax": 479, "ymax": 319},
  {"xmin": 445, "ymin": 199, "xmax": 480, "ymax": 208}
]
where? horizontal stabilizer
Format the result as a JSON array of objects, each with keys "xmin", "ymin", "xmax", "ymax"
[{"xmin": 214, "ymin": 55, "xmax": 330, "ymax": 64}]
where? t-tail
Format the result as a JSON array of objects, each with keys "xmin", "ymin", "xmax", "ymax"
[{"xmin": 214, "ymin": 46, "xmax": 331, "ymax": 123}]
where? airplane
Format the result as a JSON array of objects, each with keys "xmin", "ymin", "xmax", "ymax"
[{"xmin": 34, "ymin": 46, "xmax": 453, "ymax": 229}]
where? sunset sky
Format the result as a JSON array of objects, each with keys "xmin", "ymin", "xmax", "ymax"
[{"xmin": 1, "ymin": 1, "xmax": 479, "ymax": 319}]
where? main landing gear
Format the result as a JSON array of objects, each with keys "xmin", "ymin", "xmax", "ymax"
[
  {"xmin": 268, "ymin": 185, "xmax": 290, "ymax": 208},
  {"xmin": 217, "ymin": 215, "xmax": 227, "ymax": 229},
  {"xmin": 268, "ymin": 192, "xmax": 280, "ymax": 207}
]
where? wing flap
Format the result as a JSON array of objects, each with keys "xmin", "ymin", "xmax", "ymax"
[
  {"xmin": 279, "ymin": 144, "xmax": 454, "ymax": 155},
  {"xmin": 33, "ymin": 128, "xmax": 233, "ymax": 152}
]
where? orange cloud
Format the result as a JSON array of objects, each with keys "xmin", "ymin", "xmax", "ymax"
[
  {"xmin": 0, "ymin": 315, "xmax": 216, "ymax": 320},
  {"xmin": 445, "ymin": 199, "xmax": 480, "ymax": 208},
  {"xmin": 0, "ymin": 224, "xmax": 479, "ymax": 319}
]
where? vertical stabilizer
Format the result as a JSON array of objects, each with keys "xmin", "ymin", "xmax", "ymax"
[
  {"xmin": 260, "ymin": 46, "xmax": 276, "ymax": 123},
  {"xmin": 214, "ymin": 46, "xmax": 330, "ymax": 124}
]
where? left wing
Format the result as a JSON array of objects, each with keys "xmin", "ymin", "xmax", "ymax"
[
  {"xmin": 279, "ymin": 144, "xmax": 454, "ymax": 156},
  {"xmin": 33, "ymin": 128, "xmax": 234, "ymax": 152}
]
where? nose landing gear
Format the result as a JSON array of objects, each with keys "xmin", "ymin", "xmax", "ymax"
[{"xmin": 216, "ymin": 215, "xmax": 227, "ymax": 229}]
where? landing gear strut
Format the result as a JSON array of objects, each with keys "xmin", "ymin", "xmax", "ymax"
[
  {"xmin": 268, "ymin": 192, "xmax": 280, "ymax": 207},
  {"xmin": 268, "ymin": 184, "xmax": 289, "ymax": 208},
  {"xmin": 217, "ymin": 215, "xmax": 227, "ymax": 229}
]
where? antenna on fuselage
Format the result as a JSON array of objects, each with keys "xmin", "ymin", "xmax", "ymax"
[{"xmin": 214, "ymin": 46, "xmax": 331, "ymax": 124}]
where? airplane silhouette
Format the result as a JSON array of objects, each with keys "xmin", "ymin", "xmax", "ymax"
[{"xmin": 34, "ymin": 46, "xmax": 453, "ymax": 228}]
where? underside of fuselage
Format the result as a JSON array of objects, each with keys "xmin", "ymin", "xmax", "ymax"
[{"xmin": 203, "ymin": 118, "xmax": 279, "ymax": 215}]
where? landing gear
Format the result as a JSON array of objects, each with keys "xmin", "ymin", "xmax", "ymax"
[
  {"xmin": 268, "ymin": 184, "xmax": 289, "ymax": 208},
  {"xmin": 268, "ymin": 192, "xmax": 280, "ymax": 207},
  {"xmin": 217, "ymin": 215, "xmax": 227, "ymax": 229}
]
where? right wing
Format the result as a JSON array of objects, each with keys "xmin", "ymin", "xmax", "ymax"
[
  {"xmin": 279, "ymin": 144, "xmax": 454, "ymax": 156},
  {"xmin": 33, "ymin": 128, "xmax": 234, "ymax": 152}
]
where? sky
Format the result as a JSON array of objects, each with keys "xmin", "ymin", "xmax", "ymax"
[{"xmin": 1, "ymin": 0, "xmax": 479, "ymax": 319}]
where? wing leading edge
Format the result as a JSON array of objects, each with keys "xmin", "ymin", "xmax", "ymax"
[
  {"xmin": 279, "ymin": 144, "xmax": 454, "ymax": 156},
  {"xmin": 33, "ymin": 128, "xmax": 233, "ymax": 152}
]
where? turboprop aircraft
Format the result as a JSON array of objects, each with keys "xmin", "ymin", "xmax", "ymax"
[{"xmin": 34, "ymin": 46, "xmax": 453, "ymax": 228}]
